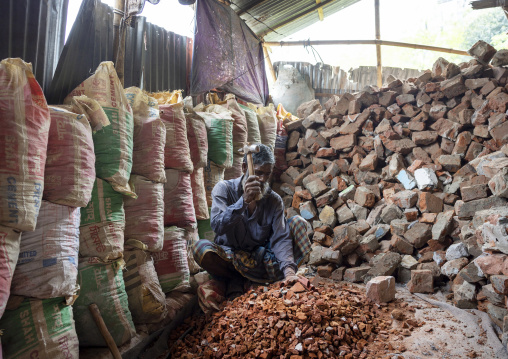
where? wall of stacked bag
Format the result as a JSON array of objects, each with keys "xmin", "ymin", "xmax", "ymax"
[{"xmin": 0, "ymin": 57, "xmax": 291, "ymax": 358}]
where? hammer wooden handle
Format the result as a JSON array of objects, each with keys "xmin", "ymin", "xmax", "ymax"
[
  {"xmin": 89, "ymin": 303, "xmax": 122, "ymax": 359},
  {"xmin": 247, "ymin": 153, "xmax": 255, "ymax": 177}
]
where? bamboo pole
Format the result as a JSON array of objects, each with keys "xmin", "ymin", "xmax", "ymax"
[
  {"xmin": 316, "ymin": 0, "xmax": 324, "ymax": 21},
  {"xmin": 263, "ymin": 39, "xmax": 469, "ymax": 56},
  {"xmin": 263, "ymin": 45, "xmax": 277, "ymax": 83},
  {"xmin": 374, "ymin": 0, "xmax": 382, "ymax": 88}
]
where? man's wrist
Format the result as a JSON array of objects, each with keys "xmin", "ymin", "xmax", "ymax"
[{"xmin": 283, "ymin": 267, "xmax": 296, "ymax": 278}]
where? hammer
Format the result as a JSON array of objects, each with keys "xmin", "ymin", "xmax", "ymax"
[{"xmin": 239, "ymin": 143, "xmax": 260, "ymax": 177}]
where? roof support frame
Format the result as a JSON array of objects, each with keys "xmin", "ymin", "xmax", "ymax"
[
  {"xmin": 316, "ymin": 0, "xmax": 324, "ymax": 21},
  {"xmin": 263, "ymin": 39, "xmax": 469, "ymax": 56}
]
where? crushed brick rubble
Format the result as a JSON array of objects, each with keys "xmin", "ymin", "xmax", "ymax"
[{"xmin": 168, "ymin": 281, "xmax": 407, "ymax": 359}]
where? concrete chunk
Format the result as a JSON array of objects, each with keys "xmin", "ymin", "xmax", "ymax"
[{"xmin": 366, "ymin": 276, "xmax": 396, "ymax": 303}]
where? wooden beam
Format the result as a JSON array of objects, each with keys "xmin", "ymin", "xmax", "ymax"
[
  {"xmin": 471, "ymin": 0, "xmax": 508, "ymax": 9},
  {"xmin": 316, "ymin": 0, "xmax": 324, "ymax": 21},
  {"xmin": 238, "ymin": 0, "xmax": 270, "ymax": 16},
  {"xmin": 263, "ymin": 40, "xmax": 470, "ymax": 56},
  {"xmin": 259, "ymin": 0, "xmax": 336, "ymax": 37},
  {"xmin": 374, "ymin": 0, "xmax": 382, "ymax": 88},
  {"xmin": 263, "ymin": 45, "xmax": 277, "ymax": 83}
]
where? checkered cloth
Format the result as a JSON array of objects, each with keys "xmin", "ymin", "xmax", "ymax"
[{"xmin": 192, "ymin": 215, "xmax": 311, "ymax": 283}]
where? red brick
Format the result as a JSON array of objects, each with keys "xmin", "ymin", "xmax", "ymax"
[
  {"xmin": 460, "ymin": 183, "xmax": 489, "ymax": 202},
  {"xmin": 407, "ymin": 270, "xmax": 434, "ymax": 293},
  {"xmin": 330, "ymin": 134, "xmax": 356, "ymax": 151},
  {"xmin": 418, "ymin": 192, "xmax": 443, "ymax": 213}
]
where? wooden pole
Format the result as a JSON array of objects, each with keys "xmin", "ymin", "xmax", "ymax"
[
  {"xmin": 113, "ymin": 0, "xmax": 125, "ymax": 85},
  {"xmin": 374, "ymin": 0, "xmax": 382, "ymax": 88},
  {"xmin": 316, "ymin": 0, "xmax": 324, "ymax": 21},
  {"xmin": 263, "ymin": 40, "xmax": 469, "ymax": 56},
  {"xmin": 263, "ymin": 45, "xmax": 277, "ymax": 83},
  {"xmin": 89, "ymin": 304, "xmax": 122, "ymax": 359}
]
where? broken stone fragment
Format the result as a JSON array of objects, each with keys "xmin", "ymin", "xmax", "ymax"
[
  {"xmin": 303, "ymin": 177, "xmax": 328, "ymax": 198},
  {"xmin": 418, "ymin": 192, "xmax": 443, "ymax": 214},
  {"xmin": 441, "ymin": 257, "xmax": 469, "ymax": 278},
  {"xmin": 390, "ymin": 235, "xmax": 414, "ymax": 255},
  {"xmin": 490, "ymin": 275, "xmax": 508, "ymax": 295},
  {"xmin": 414, "ymin": 168, "xmax": 438, "ymax": 190},
  {"xmin": 445, "ymin": 242, "xmax": 469, "ymax": 261},
  {"xmin": 453, "ymin": 280, "xmax": 477, "ymax": 309},
  {"xmin": 336, "ymin": 204, "xmax": 355, "ymax": 224},
  {"xmin": 322, "ymin": 248, "xmax": 343, "ymax": 265},
  {"xmin": 344, "ymin": 266, "xmax": 371, "ymax": 283},
  {"xmin": 318, "ymin": 205, "xmax": 337, "ymax": 227},
  {"xmin": 404, "ymin": 222, "xmax": 432, "ymax": 248},
  {"xmin": 492, "ymin": 49, "xmax": 508, "ymax": 67},
  {"xmin": 437, "ymin": 154, "xmax": 462, "ymax": 173},
  {"xmin": 391, "ymin": 190, "xmax": 418, "ymax": 209},
  {"xmin": 489, "ymin": 168, "xmax": 508, "ymax": 198},
  {"xmin": 363, "ymin": 252, "xmax": 402, "ymax": 283},
  {"xmin": 400, "ymin": 255, "xmax": 418, "ymax": 270},
  {"xmin": 299, "ymin": 201, "xmax": 317, "ymax": 220},
  {"xmin": 397, "ymin": 170, "xmax": 417, "ymax": 190},
  {"xmin": 407, "ymin": 270, "xmax": 434, "ymax": 293},
  {"xmin": 316, "ymin": 264, "xmax": 335, "ymax": 278},
  {"xmin": 455, "ymin": 197, "xmax": 508, "ymax": 219},
  {"xmin": 481, "ymin": 284, "xmax": 505, "ymax": 307},
  {"xmin": 459, "ymin": 261, "xmax": 485, "ymax": 283},
  {"xmin": 431, "ymin": 210, "xmax": 454, "ymax": 241},
  {"xmin": 366, "ymin": 276, "xmax": 396, "ymax": 303},
  {"xmin": 468, "ymin": 40, "xmax": 497, "ymax": 64},
  {"xmin": 380, "ymin": 204, "xmax": 403, "ymax": 224},
  {"xmin": 480, "ymin": 221, "xmax": 508, "ymax": 255},
  {"xmin": 354, "ymin": 187, "xmax": 376, "ymax": 208},
  {"xmin": 460, "ymin": 183, "xmax": 489, "ymax": 202}
]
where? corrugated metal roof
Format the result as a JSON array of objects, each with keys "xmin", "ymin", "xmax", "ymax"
[
  {"xmin": 48, "ymin": 0, "xmax": 190, "ymax": 104},
  {"xmin": 230, "ymin": 0, "xmax": 361, "ymax": 41},
  {"xmin": 0, "ymin": 0, "xmax": 69, "ymax": 93}
]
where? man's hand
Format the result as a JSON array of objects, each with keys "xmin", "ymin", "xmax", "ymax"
[
  {"xmin": 243, "ymin": 175, "xmax": 262, "ymax": 204},
  {"xmin": 281, "ymin": 267, "xmax": 303, "ymax": 287},
  {"xmin": 283, "ymin": 274, "xmax": 301, "ymax": 287}
]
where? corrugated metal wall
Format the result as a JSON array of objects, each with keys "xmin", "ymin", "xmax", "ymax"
[
  {"xmin": 0, "ymin": 0, "xmax": 69, "ymax": 94},
  {"xmin": 48, "ymin": 0, "xmax": 190, "ymax": 104},
  {"xmin": 274, "ymin": 61, "xmax": 424, "ymax": 99},
  {"xmin": 124, "ymin": 16, "xmax": 189, "ymax": 93}
]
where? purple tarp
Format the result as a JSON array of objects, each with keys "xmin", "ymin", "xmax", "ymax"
[{"xmin": 190, "ymin": 0, "xmax": 269, "ymax": 105}]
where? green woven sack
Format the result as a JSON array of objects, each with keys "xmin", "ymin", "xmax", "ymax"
[
  {"xmin": 0, "ymin": 297, "xmax": 78, "ymax": 359},
  {"xmin": 239, "ymin": 104, "xmax": 261, "ymax": 144},
  {"xmin": 73, "ymin": 258, "xmax": 135, "ymax": 347},
  {"xmin": 197, "ymin": 208, "xmax": 214, "ymax": 241},
  {"xmin": 196, "ymin": 111, "xmax": 233, "ymax": 168},
  {"xmin": 64, "ymin": 62, "xmax": 135, "ymax": 197},
  {"xmin": 80, "ymin": 178, "xmax": 125, "ymax": 225}
]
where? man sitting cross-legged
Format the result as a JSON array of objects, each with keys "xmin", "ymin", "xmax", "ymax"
[{"xmin": 192, "ymin": 143, "xmax": 311, "ymax": 299}]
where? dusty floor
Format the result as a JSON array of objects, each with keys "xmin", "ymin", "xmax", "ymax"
[{"xmin": 391, "ymin": 287, "xmax": 508, "ymax": 359}]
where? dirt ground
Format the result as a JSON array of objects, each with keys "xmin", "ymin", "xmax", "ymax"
[{"xmin": 389, "ymin": 286, "xmax": 508, "ymax": 359}]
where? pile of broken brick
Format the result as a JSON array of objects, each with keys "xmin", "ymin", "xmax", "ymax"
[
  {"xmin": 170, "ymin": 280, "xmax": 398, "ymax": 358},
  {"xmin": 275, "ymin": 40, "xmax": 508, "ymax": 335}
]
